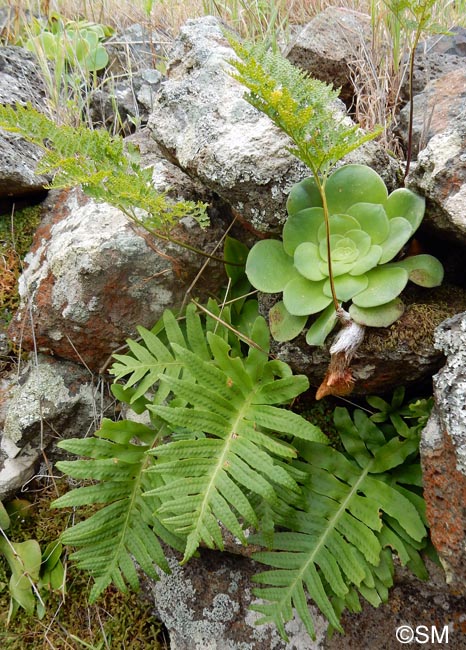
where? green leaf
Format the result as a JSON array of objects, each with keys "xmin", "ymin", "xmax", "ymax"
[
  {"xmin": 349, "ymin": 297, "xmax": 405, "ymax": 327},
  {"xmin": 378, "ymin": 217, "xmax": 413, "ymax": 264},
  {"xmin": 224, "ymin": 236, "xmax": 249, "ymax": 284},
  {"xmin": 246, "ymin": 240, "xmax": 297, "ymax": 292},
  {"xmin": 325, "ymin": 165, "xmax": 388, "ymax": 214},
  {"xmin": 283, "ymin": 276, "xmax": 333, "ymax": 316},
  {"xmin": 390, "ymin": 254, "xmax": 444, "ymax": 287},
  {"xmin": 385, "ymin": 188, "xmax": 425, "ymax": 232},
  {"xmin": 286, "ymin": 177, "xmax": 322, "ymax": 216},
  {"xmin": 269, "ymin": 301, "xmax": 307, "ymax": 342},
  {"xmin": 282, "ymin": 208, "xmax": 323, "ymax": 255},
  {"xmin": 351, "ymin": 266, "xmax": 409, "ymax": 308},
  {"xmin": 305, "ymin": 303, "xmax": 338, "ymax": 346}
]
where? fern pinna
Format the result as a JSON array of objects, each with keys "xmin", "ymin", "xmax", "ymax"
[
  {"xmin": 52, "ymin": 303, "xmax": 430, "ymax": 639},
  {"xmin": 249, "ymin": 407, "xmax": 428, "ymax": 639}
]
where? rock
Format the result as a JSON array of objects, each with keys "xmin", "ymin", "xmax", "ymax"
[
  {"xmin": 404, "ymin": 27, "xmax": 466, "ymax": 99},
  {"xmin": 7, "ymin": 177, "xmax": 227, "ymax": 371},
  {"xmin": 147, "ymin": 16, "xmax": 397, "ymax": 235},
  {"xmin": 284, "ymin": 7, "xmax": 371, "ymax": 103},
  {"xmin": 0, "ymin": 354, "xmax": 108, "ymax": 500},
  {"xmin": 144, "ymin": 547, "xmax": 327, "ymax": 649},
  {"xmin": 89, "ymin": 69, "xmax": 163, "ymax": 133},
  {"xmin": 398, "ymin": 68, "xmax": 466, "ymax": 158},
  {"xmin": 262, "ymin": 285, "xmax": 466, "ymax": 397},
  {"xmin": 405, "ymin": 110, "xmax": 466, "ymax": 244},
  {"xmin": 326, "ymin": 561, "xmax": 466, "ymax": 649},
  {"xmin": 0, "ymin": 46, "xmax": 49, "ymax": 200},
  {"xmin": 421, "ymin": 312, "xmax": 466, "ymax": 592}
]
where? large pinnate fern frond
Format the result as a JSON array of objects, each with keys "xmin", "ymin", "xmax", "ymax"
[
  {"xmin": 145, "ymin": 323, "xmax": 328, "ymax": 563},
  {"xmin": 52, "ymin": 419, "xmax": 184, "ymax": 603},
  {"xmin": 249, "ymin": 407, "xmax": 428, "ymax": 640}
]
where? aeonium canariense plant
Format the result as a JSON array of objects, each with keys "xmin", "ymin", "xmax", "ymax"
[{"xmin": 246, "ymin": 164, "xmax": 444, "ymax": 347}]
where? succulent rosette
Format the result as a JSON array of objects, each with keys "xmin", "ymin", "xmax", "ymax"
[{"xmin": 246, "ymin": 164, "xmax": 444, "ymax": 345}]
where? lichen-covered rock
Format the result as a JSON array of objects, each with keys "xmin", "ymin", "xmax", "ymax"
[
  {"xmin": 398, "ymin": 68, "xmax": 466, "ymax": 158},
  {"xmin": 147, "ymin": 16, "xmax": 397, "ymax": 235},
  {"xmin": 0, "ymin": 355, "xmax": 108, "ymax": 500},
  {"xmin": 402, "ymin": 65, "xmax": 466, "ymax": 245},
  {"xmin": 284, "ymin": 7, "xmax": 371, "ymax": 102},
  {"xmin": 262, "ymin": 285, "xmax": 466, "ymax": 396},
  {"xmin": 421, "ymin": 312, "xmax": 466, "ymax": 592},
  {"xmin": 7, "ymin": 178, "xmax": 226, "ymax": 370},
  {"xmin": 144, "ymin": 548, "xmax": 327, "ymax": 649},
  {"xmin": 89, "ymin": 68, "xmax": 163, "ymax": 132},
  {"xmin": 0, "ymin": 46, "xmax": 49, "ymax": 199}
]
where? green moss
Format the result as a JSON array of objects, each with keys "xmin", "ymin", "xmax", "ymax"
[
  {"xmin": 0, "ymin": 204, "xmax": 42, "ymax": 322},
  {"xmin": 363, "ymin": 285, "xmax": 466, "ymax": 355},
  {"xmin": 0, "ymin": 479, "xmax": 166, "ymax": 650}
]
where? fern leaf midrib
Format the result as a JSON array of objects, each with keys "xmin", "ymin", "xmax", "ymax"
[
  {"xmin": 262, "ymin": 459, "xmax": 373, "ymax": 619},
  {"xmin": 89, "ymin": 448, "xmax": 154, "ymax": 602},
  {"xmin": 184, "ymin": 385, "xmax": 260, "ymax": 562}
]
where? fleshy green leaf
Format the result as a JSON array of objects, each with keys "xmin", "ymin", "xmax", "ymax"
[
  {"xmin": 389, "ymin": 254, "xmax": 444, "ymax": 287},
  {"xmin": 325, "ymin": 165, "xmax": 388, "ymax": 214},
  {"xmin": 283, "ymin": 276, "xmax": 333, "ymax": 315},
  {"xmin": 269, "ymin": 301, "xmax": 307, "ymax": 341},
  {"xmin": 349, "ymin": 298, "xmax": 405, "ymax": 327},
  {"xmin": 352, "ymin": 267, "xmax": 409, "ymax": 308},
  {"xmin": 246, "ymin": 240, "xmax": 297, "ymax": 292}
]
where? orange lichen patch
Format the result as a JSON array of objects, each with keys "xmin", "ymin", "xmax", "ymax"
[{"xmin": 421, "ymin": 430, "xmax": 466, "ymax": 590}]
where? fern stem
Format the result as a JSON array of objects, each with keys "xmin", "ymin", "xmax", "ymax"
[
  {"xmin": 317, "ymin": 176, "xmax": 340, "ymax": 314},
  {"xmin": 119, "ymin": 207, "xmax": 243, "ymax": 266}
]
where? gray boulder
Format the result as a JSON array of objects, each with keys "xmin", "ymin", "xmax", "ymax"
[
  {"xmin": 144, "ymin": 547, "xmax": 327, "ymax": 650},
  {"xmin": 0, "ymin": 46, "xmax": 50, "ymax": 199},
  {"xmin": 148, "ymin": 16, "xmax": 397, "ymax": 235},
  {"xmin": 0, "ymin": 354, "xmax": 108, "ymax": 500}
]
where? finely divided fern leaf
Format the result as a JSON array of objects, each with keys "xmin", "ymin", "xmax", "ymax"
[
  {"xmin": 249, "ymin": 407, "xmax": 428, "ymax": 641},
  {"xmin": 228, "ymin": 39, "xmax": 380, "ymax": 176},
  {"xmin": 0, "ymin": 102, "xmax": 207, "ymax": 230}
]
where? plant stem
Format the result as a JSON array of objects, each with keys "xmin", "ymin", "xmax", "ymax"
[{"xmin": 316, "ymin": 175, "xmax": 340, "ymax": 313}]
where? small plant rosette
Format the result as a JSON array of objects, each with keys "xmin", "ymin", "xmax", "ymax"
[{"xmin": 246, "ymin": 164, "xmax": 444, "ymax": 345}]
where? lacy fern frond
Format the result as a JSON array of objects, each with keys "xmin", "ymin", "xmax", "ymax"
[
  {"xmin": 228, "ymin": 40, "xmax": 381, "ymax": 177},
  {"xmin": 52, "ymin": 419, "xmax": 184, "ymax": 603},
  {"xmin": 249, "ymin": 407, "xmax": 428, "ymax": 640},
  {"xmin": 0, "ymin": 102, "xmax": 207, "ymax": 231}
]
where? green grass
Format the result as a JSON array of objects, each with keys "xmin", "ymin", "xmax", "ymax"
[{"xmin": 0, "ymin": 480, "xmax": 167, "ymax": 650}]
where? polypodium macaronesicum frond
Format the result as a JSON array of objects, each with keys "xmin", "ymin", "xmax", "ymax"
[
  {"xmin": 249, "ymin": 406, "xmax": 428, "ymax": 640},
  {"xmin": 52, "ymin": 419, "xmax": 185, "ymax": 603}
]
